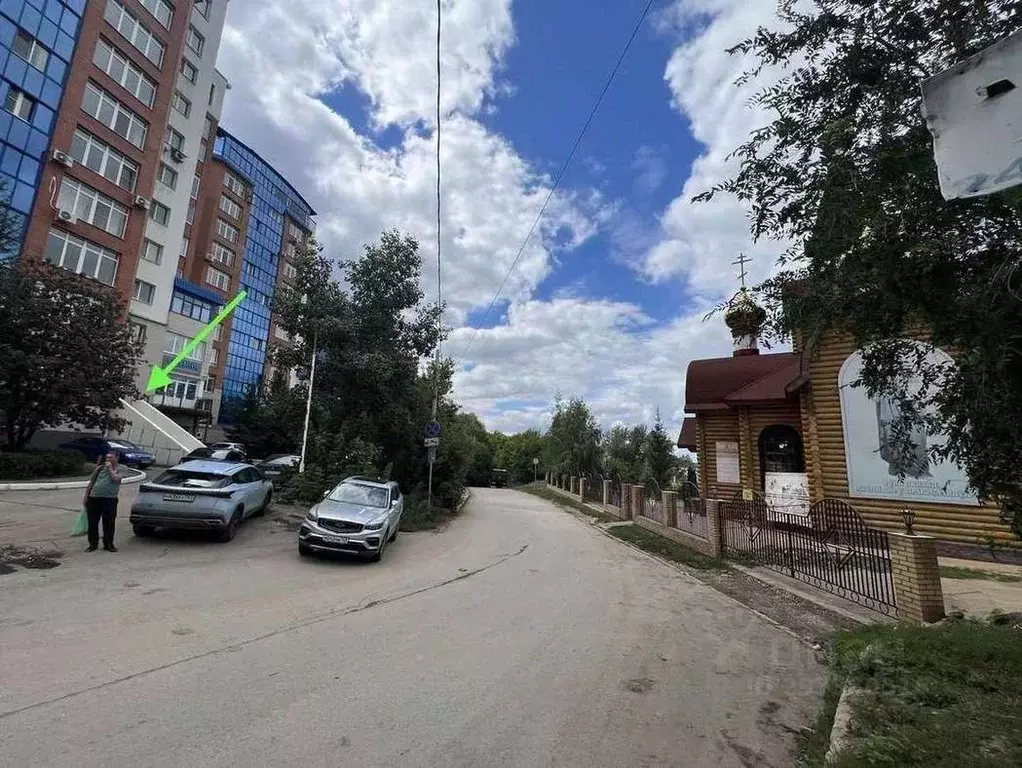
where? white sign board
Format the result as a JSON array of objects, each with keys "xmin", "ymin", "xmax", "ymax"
[
  {"xmin": 714, "ymin": 441, "xmax": 740, "ymax": 485},
  {"xmin": 922, "ymin": 29, "xmax": 1022, "ymax": 200},
  {"xmin": 765, "ymin": 472, "xmax": 810, "ymax": 517},
  {"xmin": 424, "ymin": 437, "xmax": 439, "ymax": 448},
  {"xmin": 838, "ymin": 342, "xmax": 978, "ymax": 506}
]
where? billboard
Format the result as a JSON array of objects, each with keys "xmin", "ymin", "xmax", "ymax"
[{"xmin": 838, "ymin": 341, "xmax": 978, "ymax": 506}]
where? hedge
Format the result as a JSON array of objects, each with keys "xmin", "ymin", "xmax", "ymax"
[{"xmin": 0, "ymin": 450, "xmax": 89, "ymax": 480}]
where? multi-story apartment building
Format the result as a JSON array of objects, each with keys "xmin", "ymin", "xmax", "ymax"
[{"xmin": 188, "ymin": 127, "xmax": 316, "ymax": 424}]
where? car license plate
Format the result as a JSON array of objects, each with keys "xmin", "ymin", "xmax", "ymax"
[
  {"xmin": 322, "ymin": 535, "xmax": 348, "ymax": 544},
  {"xmin": 163, "ymin": 493, "xmax": 195, "ymax": 502}
]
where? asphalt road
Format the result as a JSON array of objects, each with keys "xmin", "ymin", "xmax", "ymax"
[{"xmin": 0, "ymin": 487, "xmax": 823, "ymax": 767}]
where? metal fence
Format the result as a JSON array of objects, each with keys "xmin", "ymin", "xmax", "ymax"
[
  {"xmin": 676, "ymin": 497, "xmax": 708, "ymax": 539},
  {"xmin": 642, "ymin": 483, "xmax": 664, "ymax": 524},
  {"xmin": 720, "ymin": 497, "xmax": 897, "ymax": 615},
  {"xmin": 583, "ymin": 476, "xmax": 603, "ymax": 504}
]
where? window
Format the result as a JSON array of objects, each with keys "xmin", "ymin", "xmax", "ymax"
[
  {"xmin": 149, "ymin": 200, "xmax": 170, "ymax": 225},
  {"xmin": 210, "ymin": 242, "xmax": 234, "ymax": 267},
  {"xmin": 180, "ymin": 57, "xmax": 198, "ymax": 84},
  {"xmin": 223, "ymin": 172, "xmax": 247, "ymax": 198},
  {"xmin": 4, "ymin": 86, "xmax": 34, "ymax": 121},
  {"xmin": 219, "ymin": 195, "xmax": 241, "ymax": 219},
  {"xmin": 142, "ymin": 239, "xmax": 163, "ymax": 264},
  {"xmin": 251, "ymin": 337, "xmax": 266, "ymax": 352},
  {"xmin": 82, "ymin": 82, "xmax": 148, "ymax": 149},
  {"xmin": 133, "ymin": 279, "xmax": 155, "ymax": 304},
  {"xmin": 170, "ymin": 292, "xmax": 214, "ymax": 323},
  {"xmin": 69, "ymin": 129, "xmax": 139, "ymax": 192},
  {"xmin": 216, "ymin": 218, "xmax": 239, "ymax": 243},
  {"xmin": 187, "ymin": 173, "xmax": 199, "ymax": 224},
  {"xmin": 186, "ymin": 26, "xmax": 204, "ymax": 57},
  {"xmin": 161, "ymin": 377, "xmax": 198, "ymax": 401},
  {"xmin": 205, "ymin": 266, "xmax": 230, "ymax": 291},
  {"xmin": 157, "ymin": 162, "xmax": 177, "ymax": 189},
  {"xmin": 195, "ymin": 0, "xmax": 211, "ymax": 20},
  {"xmin": 186, "ymin": 199, "xmax": 195, "ymax": 224},
  {"xmin": 283, "ymin": 262, "xmax": 296, "ymax": 280},
  {"xmin": 171, "ymin": 90, "xmax": 191, "ymax": 117},
  {"xmin": 757, "ymin": 425, "xmax": 806, "ymax": 489},
  {"xmin": 129, "ymin": 321, "xmax": 147, "ymax": 344},
  {"xmin": 208, "ymin": 82, "xmax": 215, "ymax": 106},
  {"xmin": 44, "ymin": 229, "xmax": 118, "ymax": 285},
  {"xmin": 180, "ymin": 235, "xmax": 189, "ymax": 258},
  {"xmin": 12, "ymin": 29, "xmax": 49, "ymax": 70},
  {"xmin": 208, "ymin": 347, "xmax": 219, "ymax": 365},
  {"xmin": 165, "ymin": 331, "xmax": 205, "ymax": 361},
  {"xmin": 104, "ymin": 0, "xmax": 165, "ymax": 66},
  {"xmin": 165, "ymin": 126, "xmax": 185, "ymax": 153},
  {"xmin": 93, "ymin": 39, "xmax": 156, "ymax": 107},
  {"xmin": 213, "ymin": 324, "xmax": 222, "ymax": 341},
  {"xmin": 57, "ymin": 178, "xmax": 128, "ymax": 238},
  {"xmin": 242, "ymin": 261, "xmax": 258, "ymax": 278},
  {"xmin": 137, "ymin": 0, "xmax": 172, "ymax": 29},
  {"xmin": 205, "ymin": 374, "xmax": 217, "ymax": 393}
]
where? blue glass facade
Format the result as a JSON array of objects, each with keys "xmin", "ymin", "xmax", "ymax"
[
  {"xmin": 212, "ymin": 128, "xmax": 315, "ymax": 422},
  {"xmin": 0, "ymin": 0, "xmax": 83, "ymax": 257}
]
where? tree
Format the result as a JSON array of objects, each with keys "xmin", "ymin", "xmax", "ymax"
[
  {"xmin": 701, "ymin": 1, "xmax": 1022, "ymax": 535},
  {"xmin": 224, "ymin": 380, "xmax": 306, "ymax": 459},
  {"xmin": 603, "ymin": 424, "xmax": 647, "ymax": 483},
  {"xmin": 642, "ymin": 409, "xmax": 674, "ymax": 490},
  {"xmin": 0, "ymin": 260, "xmax": 141, "ymax": 450},
  {"xmin": 544, "ymin": 397, "xmax": 601, "ymax": 478}
]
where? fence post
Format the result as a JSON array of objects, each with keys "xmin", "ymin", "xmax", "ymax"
[
  {"xmin": 663, "ymin": 490, "xmax": 677, "ymax": 527},
  {"xmin": 561, "ymin": 475, "xmax": 567, "ymax": 490},
  {"xmin": 888, "ymin": 531, "xmax": 946, "ymax": 624},
  {"xmin": 631, "ymin": 485, "xmax": 644, "ymax": 519},
  {"xmin": 603, "ymin": 479, "xmax": 611, "ymax": 506},
  {"xmin": 578, "ymin": 477, "xmax": 587, "ymax": 501},
  {"xmin": 705, "ymin": 499, "xmax": 723, "ymax": 558},
  {"xmin": 569, "ymin": 476, "xmax": 577, "ymax": 495},
  {"xmin": 621, "ymin": 484, "xmax": 632, "ymax": 520}
]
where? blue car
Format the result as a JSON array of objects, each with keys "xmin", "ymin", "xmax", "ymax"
[{"xmin": 59, "ymin": 436, "xmax": 155, "ymax": 469}]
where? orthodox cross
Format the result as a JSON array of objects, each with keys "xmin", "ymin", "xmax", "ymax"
[{"xmin": 732, "ymin": 253, "xmax": 752, "ymax": 289}]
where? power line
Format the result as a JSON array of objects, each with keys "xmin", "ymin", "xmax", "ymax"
[
  {"xmin": 435, "ymin": 0, "xmax": 443, "ymax": 361},
  {"xmin": 457, "ymin": 0, "xmax": 657, "ymax": 363}
]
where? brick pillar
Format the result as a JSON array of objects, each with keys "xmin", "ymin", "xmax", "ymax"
[
  {"xmin": 631, "ymin": 485, "xmax": 644, "ymax": 519},
  {"xmin": 663, "ymin": 490, "xmax": 677, "ymax": 527},
  {"xmin": 705, "ymin": 499, "xmax": 723, "ymax": 558},
  {"xmin": 621, "ymin": 484, "xmax": 632, "ymax": 520},
  {"xmin": 578, "ymin": 477, "xmax": 587, "ymax": 501},
  {"xmin": 889, "ymin": 532, "xmax": 946, "ymax": 624},
  {"xmin": 603, "ymin": 479, "xmax": 611, "ymax": 505}
]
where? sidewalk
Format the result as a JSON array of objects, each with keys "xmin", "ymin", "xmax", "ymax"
[{"xmin": 939, "ymin": 557, "xmax": 1022, "ymax": 619}]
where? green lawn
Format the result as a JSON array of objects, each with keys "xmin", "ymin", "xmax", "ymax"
[
  {"xmin": 819, "ymin": 622, "xmax": 1022, "ymax": 766},
  {"xmin": 939, "ymin": 564, "xmax": 1022, "ymax": 584},
  {"xmin": 521, "ymin": 484, "xmax": 619, "ymax": 524},
  {"xmin": 607, "ymin": 523, "xmax": 727, "ymax": 571}
]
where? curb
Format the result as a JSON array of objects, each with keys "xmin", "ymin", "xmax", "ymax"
[
  {"xmin": 0, "ymin": 466, "xmax": 148, "ymax": 492},
  {"xmin": 825, "ymin": 684, "xmax": 863, "ymax": 763}
]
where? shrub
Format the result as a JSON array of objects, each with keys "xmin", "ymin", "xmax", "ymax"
[{"xmin": 0, "ymin": 450, "xmax": 88, "ymax": 480}]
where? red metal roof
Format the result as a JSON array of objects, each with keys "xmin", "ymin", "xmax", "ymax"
[
  {"xmin": 677, "ymin": 418, "xmax": 698, "ymax": 450},
  {"xmin": 685, "ymin": 352, "xmax": 801, "ymax": 411}
]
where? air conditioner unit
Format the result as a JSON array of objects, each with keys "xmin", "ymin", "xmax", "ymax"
[
  {"xmin": 134, "ymin": 195, "xmax": 150, "ymax": 210},
  {"xmin": 51, "ymin": 149, "xmax": 74, "ymax": 168},
  {"xmin": 170, "ymin": 148, "xmax": 186, "ymax": 163},
  {"xmin": 55, "ymin": 208, "xmax": 77, "ymax": 224}
]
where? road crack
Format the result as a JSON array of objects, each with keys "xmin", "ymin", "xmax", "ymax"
[{"xmin": 0, "ymin": 543, "xmax": 529, "ymax": 720}]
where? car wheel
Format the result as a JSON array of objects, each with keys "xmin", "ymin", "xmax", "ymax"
[
  {"xmin": 255, "ymin": 490, "xmax": 271, "ymax": 517},
  {"xmin": 388, "ymin": 526, "xmax": 398, "ymax": 543},
  {"xmin": 298, "ymin": 542, "xmax": 313, "ymax": 557},
  {"xmin": 369, "ymin": 536, "xmax": 386, "ymax": 563},
  {"xmin": 133, "ymin": 524, "xmax": 154, "ymax": 537},
  {"xmin": 218, "ymin": 510, "xmax": 241, "ymax": 543}
]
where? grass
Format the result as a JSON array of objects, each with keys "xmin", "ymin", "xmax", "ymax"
[
  {"xmin": 796, "ymin": 676, "xmax": 844, "ymax": 767},
  {"xmin": 607, "ymin": 523, "xmax": 727, "ymax": 571},
  {"xmin": 812, "ymin": 621, "xmax": 1022, "ymax": 767},
  {"xmin": 939, "ymin": 564, "xmax": 1022, "ymax": 584},
  {"xmin": 521, "ymin": 484, "xmax": 619, "ymax": 524}
]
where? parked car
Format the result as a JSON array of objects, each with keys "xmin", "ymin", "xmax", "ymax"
[
  {"xmin": 58, "ymin": 436, "xmax": 154, "ymax": 468},
  {"xmin": 298, "ymin": 476, "xmax": 403, "ymax": 562},
  {"xmin": 183, "ymin": 446, "xmax": 247, "ymax": 462},
  {"xmin": 256, "ymin": 454, "xmax": 301, "ymax": 484},
  {"xmin": 210, "ymin": 442, "xmax": 247, "ymax": 459},
  {"xmin": 129, "ymin": 460, "xmax": 273, "ymax": 542}
]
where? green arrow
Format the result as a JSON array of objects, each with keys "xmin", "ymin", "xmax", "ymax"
[{"xmin": 146, "ymin": 290, "xmax": 248, "ymax": 392}]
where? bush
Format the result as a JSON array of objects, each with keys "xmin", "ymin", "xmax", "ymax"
[{"xmin": 0, "ymin": 449, "xmax": 88, "ymax": 480}]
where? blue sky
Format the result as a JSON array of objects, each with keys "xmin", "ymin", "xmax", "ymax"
[{"xmin": 221, "ymin": 0, "xmax": 773, "ymax": 432}]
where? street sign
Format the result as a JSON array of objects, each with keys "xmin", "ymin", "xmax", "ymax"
[
  {"xmin": 424, "ymin": 437, "xmax": 439, "ymax": 448},
  {"xmin": 922, "ymin": 29, "xmax": 1022, "ymax": 200},
  {"xmin": 425, "ymin": 421, "xmax": 441, "ymax": 439}
]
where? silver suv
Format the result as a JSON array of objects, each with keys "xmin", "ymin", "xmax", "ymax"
[{"xmin": 298, "ymin": 477, "xmax": 403, "ymax": 562}]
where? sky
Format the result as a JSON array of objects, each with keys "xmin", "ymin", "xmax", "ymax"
[{"xmin": 215, "ymin": 0, "xmax": 792, "ymax": 440}]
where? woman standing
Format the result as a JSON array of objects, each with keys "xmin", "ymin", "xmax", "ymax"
[{"xmin": 83, "ymin": 451, "xmax": 124, "ymax": 552}]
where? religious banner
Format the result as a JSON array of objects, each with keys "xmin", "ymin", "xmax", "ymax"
[
  {"xmin": 714, "ymin": 441, "xmax": 740, "ymax": 485},
  {"xmin": 765, "ymin": 472, "xmax": 810, "ymax": 516},
  {"xmin": 838, "ymin": 341, "xmax": 979, "ymax": 506}
]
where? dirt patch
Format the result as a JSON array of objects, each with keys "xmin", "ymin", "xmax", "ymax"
[
  {"xmin": 0, "ymin": 544, "xmax": 63, "ymax": 574},
  {"xmin": 624, "ymin": 677, "xmax": 656, "ymax": 694}
]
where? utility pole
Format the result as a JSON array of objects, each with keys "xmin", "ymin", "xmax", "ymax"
[{"xmin": 298, "ymin": 329, "xmax": 317, "ymax": 474}]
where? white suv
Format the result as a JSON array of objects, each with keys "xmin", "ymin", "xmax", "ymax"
[{"xmin": 298, "ymin": 477, "xmax": 403, "ymax": 562}]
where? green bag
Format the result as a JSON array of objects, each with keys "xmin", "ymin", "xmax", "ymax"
[{"xmin": 70, "ymin": 508, "xmax": 88, "ymax": 537}]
